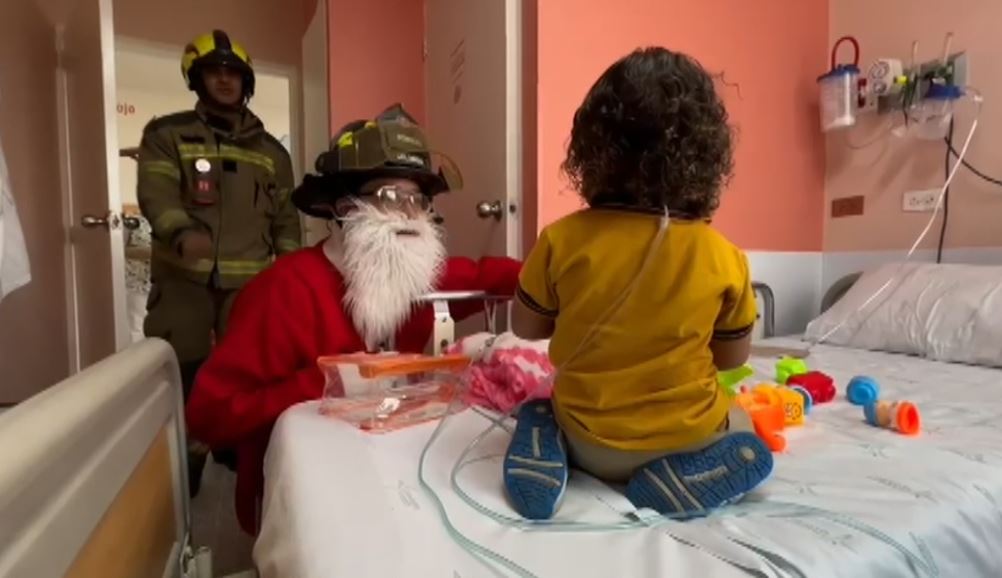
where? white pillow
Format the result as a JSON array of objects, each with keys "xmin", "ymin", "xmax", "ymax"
[{"xmin": 804, "ymin": 262, "xmax": 1002, "ymax": 367}]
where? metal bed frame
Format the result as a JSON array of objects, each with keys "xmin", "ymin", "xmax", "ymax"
[{"xmin": 752, "ymin": 282, "xmax": 776, "ymax": 339}]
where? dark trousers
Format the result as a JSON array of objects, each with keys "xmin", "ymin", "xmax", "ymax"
[{"xmin": 145, "ymin": 273, "xmax": 239, "ymax": 495}]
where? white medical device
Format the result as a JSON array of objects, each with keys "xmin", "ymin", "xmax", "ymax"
[{"xmin": 866, "ymin": 58, "xmax": 905, "ymax": 98}]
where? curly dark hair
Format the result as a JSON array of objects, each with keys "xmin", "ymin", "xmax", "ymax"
[{"xmin": 562, "ymin": 47, "xmax": 734, "ymax": 218}]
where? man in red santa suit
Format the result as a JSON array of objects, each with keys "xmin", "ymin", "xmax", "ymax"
[{"xmin": 185, "ymin": 104, "xmax": 521, "ymax": 534}]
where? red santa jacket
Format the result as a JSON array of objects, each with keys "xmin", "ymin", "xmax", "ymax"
[{"xmin": 185, "ymin": 245, "xmax": 521, "ymax": 534}]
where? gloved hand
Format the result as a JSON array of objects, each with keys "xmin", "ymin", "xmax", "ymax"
[{"xmin": 176, "ymin": 230, "xmax": 214, "ymax": 260}]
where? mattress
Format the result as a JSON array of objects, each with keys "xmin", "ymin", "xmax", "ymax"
[{"xmin": 254, "ymin": 339, "xmax": 1002, "ymax": 578}]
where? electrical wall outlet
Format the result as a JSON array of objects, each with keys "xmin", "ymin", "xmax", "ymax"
[{"xmin": 903, "ymin": 189, "xmax": 940, "ymax": 212}]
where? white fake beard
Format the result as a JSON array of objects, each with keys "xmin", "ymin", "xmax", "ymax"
[{"xmin": 338, "ymin": 203, "xmax": 446, "ymax": 351}]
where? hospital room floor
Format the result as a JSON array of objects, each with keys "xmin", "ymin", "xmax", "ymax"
[{"xmin": 191, "ymin": 457, "xmax": 256, "ymax": 576}]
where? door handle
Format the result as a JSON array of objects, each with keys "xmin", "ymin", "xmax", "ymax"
[
  {"xmin": 80, "ymin": 212, "xmax": 122, "ymax": 230},
  {"xmin": 475, "ymin": 200, "xmax": 504, "ymax": 221}
]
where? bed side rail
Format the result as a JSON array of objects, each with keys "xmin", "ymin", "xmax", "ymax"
[{"xmin": 0, "ymin": 339, "xmax": 191, "ymax": 578}]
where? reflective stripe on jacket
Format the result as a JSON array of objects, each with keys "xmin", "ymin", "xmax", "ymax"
[{"xmin": 137, "ymin": 103, "xmax": 301, "ymax": 288}]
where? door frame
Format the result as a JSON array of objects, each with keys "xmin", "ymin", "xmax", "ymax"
[
  {"xmin": 300, "ymin": 0, "xmax": 333, "ymax": 247},
  {"xmin": 60, "ymin": 35, "xmax": 303, "ymax": 372},
  {"xmin": 112, "ymin": 36, "xmax": 303, "ymax": 177},
  {"xmin": 55, "ymin": 40, "xmax": 83, "ymax": 375},
  {"xmin": 504, "ymin": 0, "xmax": 524, "ymax": 260},
  {"xmin": 54, "ymin": 1, "xmax": 130, "ymax": 374}
]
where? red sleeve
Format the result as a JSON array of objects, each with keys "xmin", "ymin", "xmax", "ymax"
[
  {"xmin": 185, "ymin": 271, "xmax": 324, "ymax": 449},
  {"xmin": 437, "ymin": 256, "xmax": 522, "ymax": 321}
]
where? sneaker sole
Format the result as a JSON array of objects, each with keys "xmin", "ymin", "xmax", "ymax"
[
  {"xmin": 624, "ymin": 432, "xmax": 773, "ymax": 519},
  {"xmin": 503, "ymin": 401, "xmax": 568, "ymax": 520}
]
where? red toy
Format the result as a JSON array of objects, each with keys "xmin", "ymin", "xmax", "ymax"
[{"xmin": 787, "ymin": 371, "xmax": 836, "ymax": 404}]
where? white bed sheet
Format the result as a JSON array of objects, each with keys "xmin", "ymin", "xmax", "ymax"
[{"xmin": 254, "ymin": 340, "xmax": 1002, "ymax": 578}]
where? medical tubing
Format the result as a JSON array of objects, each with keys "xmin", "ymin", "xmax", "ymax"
[
  {"xmin": 451, "ymin": 407, "xmax": 677, "ymax": 531},
  {"xmin": 442, "ymin": 418, "xmax": 937, "ymax": 577},
  {"xmin": 508, "ymin": 207, "xmax": 673, "ymax": 412},
  {"xmin": 809, "ymin": 88, "xmax": 983, "ymax": 347},
  {"xmin": 419, "ymin": 175, "xmax": 950, "ymax": 574},
  {"xmin": 432, "ymin": 165, "xmax": 947, "ymax": 568},
  {"xmin": 945, "ymin": 139, "xmax": 1002, "ymax": 187},
  {"xmin": 760, "ymin": 502, "xmax": 939, "ymax": 577},
  {"xmin": 416, "ymin": 209, "xmax": 672, "ymax": 577},
  {"xmin": 417, "ymin": 381, "xmax": 540, "ymax": 578},
  {"xmin": 425, "ymin": 178, "xmax": 950, "ymax": 572},
  {"xmin": 436, "ymin": 411, "xmax": 935, "ymax": 576}
]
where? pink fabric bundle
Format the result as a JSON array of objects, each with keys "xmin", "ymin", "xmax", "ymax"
[{"xmin": 446, "ymin": 332, "xmax": 553, "ymax": 414}]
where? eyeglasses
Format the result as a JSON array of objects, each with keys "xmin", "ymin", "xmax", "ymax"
[{"xmin": 360, "ymin": 184, "xmax": 431, "ymax": 213}]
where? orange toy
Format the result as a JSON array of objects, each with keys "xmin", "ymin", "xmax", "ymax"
[
  {"xmin": 864, "ymin": 400, "xmax": 921, "ymax": 436},
  {"xmin": 735, "ymin": 386, "xmax": 788, "ymax": 452}
]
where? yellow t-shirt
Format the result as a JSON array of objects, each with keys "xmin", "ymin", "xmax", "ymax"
[{"xmin": 517, "ymin": 209, "xmax": 757, "ymax": 451}]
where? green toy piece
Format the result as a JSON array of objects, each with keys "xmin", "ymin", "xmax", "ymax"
[
  {"xmin": 718, "ymin": 364, "xmax": 754, "ymax": 395},
  {"xmin": 775, "ymin": 356, "xmax": 809, "ymax": 385}
]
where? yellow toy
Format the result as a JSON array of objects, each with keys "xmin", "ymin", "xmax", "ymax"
[
  {"xmin": 776, "ymin": 387, "xmax": 808, "ymax": 426},
  {"xmin": 751, "ymin": 384, "xmax": 809, "ymax": 427}
]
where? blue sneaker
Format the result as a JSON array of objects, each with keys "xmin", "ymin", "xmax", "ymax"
[
  {"xmin": 624, "ymin": 432, "xmax": 773, "ymax": 519},
  {"xmin": 503, "ymin": 400, "xmax": 568, "ymax": 520}
]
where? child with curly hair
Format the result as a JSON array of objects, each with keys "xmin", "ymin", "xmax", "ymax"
[{"xmin": 504, "ymin": 47, "xmax": 773, "ymax": 520}]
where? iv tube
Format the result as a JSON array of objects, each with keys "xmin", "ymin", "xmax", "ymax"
[
  {"xmin": 417, "ymin": 208, "xmax": 672, "ymax": 577},
  {"xmin": 409, "ymin": 95, "xmax": 992, "ymax": 572},
  {"xmin": 809, "ymin": 88, "xmax": 983, "ymax": 347},
  {"xmin": 416, "ymin": 183, "xmax": 958, "ymax": 574}
]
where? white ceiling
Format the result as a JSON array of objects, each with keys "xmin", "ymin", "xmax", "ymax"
[{"xmin": 115, "ymin": 44, "xmax": 290, "ymax": 108}]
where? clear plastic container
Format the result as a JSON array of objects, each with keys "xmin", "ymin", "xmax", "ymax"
[
  {"xmin": 818, "ymin": 65, "xmax": 860, "ymax": 132},
  {"xmin": 911, "ymin": 84, "xmax": 963, "ymax": 140},
  {"xmin": 317, "ymin": 353, "xmax": 470, "ymax": 432}
]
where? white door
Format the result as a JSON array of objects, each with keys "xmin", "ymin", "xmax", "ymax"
[
  {"xmin": 57, "ymin": 0, "xmax": 128, "ymax": 370},
  {"xmin": 425, "ymin": 0, "xmax": 522, "ymax": 335},
  {"xmin": 424, "ymin": 0, "xmax": 522, "ymax": 261}
]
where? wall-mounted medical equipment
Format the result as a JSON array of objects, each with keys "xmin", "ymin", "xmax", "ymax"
[
  {"xmin": 818, "ymin": 36, "xmax": 861, "ymax": 132},
  {"xmin": 910, "ymin": 82, "xmax": 965, "ymax": 140},
  {"xmin": 865, "ymin": 58, "xmax": 906, "ymax": 100},
  {"xmin": 820, "ymin": 33, "xmax": 968, "ymax": 136}
]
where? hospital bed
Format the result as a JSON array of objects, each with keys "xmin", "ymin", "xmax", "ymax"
[
  {"xmin": 0, "ymin": 340, "xmax": 222, "ymax": 578},
  {"xmin": 253, "ymin": 276, "xmax": 1002, "ymax": 578}
]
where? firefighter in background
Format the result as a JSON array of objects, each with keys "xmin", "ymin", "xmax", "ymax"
[{"xmin": 136, "ymin": 30, "xmax": 302, "ymax": 495}]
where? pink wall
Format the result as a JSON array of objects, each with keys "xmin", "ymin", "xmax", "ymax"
[
  {"xmin": 826, "ymin": 0, "xmax": 1002, "ymax": 252},
  {"xmin": 115, "ymin": 0, "xmax": 312, "ymax": 70},
  {"xmin": 531, "ymin": 0, "xmax": 828, "ymax": 251},
  {"xmin": 327, "ymin": 0, "xmax": 425, "ymax": 133}
]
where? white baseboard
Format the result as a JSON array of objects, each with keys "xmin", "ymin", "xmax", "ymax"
[{"xmin": 746, "ymin": 251, "xmax": 823, "ymax": 336}]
